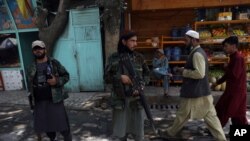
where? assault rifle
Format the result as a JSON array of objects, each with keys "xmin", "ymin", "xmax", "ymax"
[
  {"xmin": 120, "ymin": 53, "xmax": 158, "ymax": 135},
  {"xmin": 28, "ymin": 92, "xmax": 34, "ymax": 110}
]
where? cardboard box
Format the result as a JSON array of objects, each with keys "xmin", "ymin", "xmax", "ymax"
[
  {"xmin": 218, "ymin": 12, "xmax": 232, "ymax": 21},
  {"xmin": 236, "ymin": 13, "xmax": 249, "ymax": 20},
  {"xmin": 1, "ymin": 70, "xmax": 23, "ymax": 91}
]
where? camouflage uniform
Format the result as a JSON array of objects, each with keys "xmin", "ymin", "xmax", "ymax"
[
  {"xmin": 27, "ymin": 57, "xmax": 69, "ymax": 106},
  {"xmin": 27, "ymin": 57, "xmax": 72, "ymax": 141},
  {"xmin": 105, "ymin": 52, "xmax": 150, "ymax": 141}
]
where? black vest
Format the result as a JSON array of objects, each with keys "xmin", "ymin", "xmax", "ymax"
[{"xmin": 180, "ymin": 47, "xmax": 210, "ymax": 98}]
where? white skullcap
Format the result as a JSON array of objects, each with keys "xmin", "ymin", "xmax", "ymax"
[{"xmin": 185, "ymin": 30, "xmax": 199, "ymax": 39}]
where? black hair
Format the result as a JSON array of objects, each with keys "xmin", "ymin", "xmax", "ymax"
[
  {"xmin": 222, "ymin": 36, "xmax": 239, "ymax": 47},
  {"xmin": 117, "ymin": 31, "xmax": 137, "ymax": 54}
]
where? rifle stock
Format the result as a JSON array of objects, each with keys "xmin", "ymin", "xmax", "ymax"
[{"xmin": 28, "ymin": 92, "xmax": 34, "ymax": 110}]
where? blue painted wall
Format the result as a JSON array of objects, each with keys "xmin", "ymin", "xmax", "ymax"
[{"xmin": 53, "ymin": 8, "xmax": 104, "ymax": 92}]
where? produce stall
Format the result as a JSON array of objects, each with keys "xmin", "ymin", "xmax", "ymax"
[{"xmin": 127, "ymin": 0, "xmax": 250, "ymax": 89}]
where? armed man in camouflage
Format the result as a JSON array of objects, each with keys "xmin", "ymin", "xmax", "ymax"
[
  {"xmin": 27, "ymin": 40, "xmax": 72, "ymax": 141},
  {"xmin": 105, "ymin": 31, "xmax": 150, "ymax": 141}
]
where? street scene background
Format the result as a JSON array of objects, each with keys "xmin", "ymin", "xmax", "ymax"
[{"xmin": 0, "ymin": 86, "xmax": 250, "ymax": 141}]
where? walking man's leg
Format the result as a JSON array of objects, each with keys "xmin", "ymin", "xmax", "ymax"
[
  {"xmin": 166, "ymin": 100, "xmax": 190, "ymax": 136},
  {"xmin": 204, "ymin": 108, "xmax": 227, "ymax": 141}
]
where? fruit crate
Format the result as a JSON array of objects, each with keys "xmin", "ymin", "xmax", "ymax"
[{"xmin": 211, "ymin": 57, "xmax": 229, "ymax": 62}]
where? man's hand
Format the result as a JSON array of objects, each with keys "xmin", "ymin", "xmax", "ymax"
[
  {"xmin": 167, "ymin": 73, "xmax": 173, "ymax": 77},
  {"xmin": 121, "ymin": 75, "xmax": 132, "ymax": 85},
  {"xmin": 176, "ymin": 67, "xmax": 184, "ymax": 74},
  {"xmin": 47, "ymin": 75, "xmax": 57, "ymax": 86},
  {"xmin": 121, "ymin": 75, "xmax": 141, "ymax": 96},
  {"xmin": 132, "ymin": 89, "xmax": 140, "ymax": 97},
  {"xmin": 223, "ymin": 63, "xmax": 228, "ymax": 68},
  {"xmin": 211, "ymin": 83, "xmax": 217, "ymax": 90}
]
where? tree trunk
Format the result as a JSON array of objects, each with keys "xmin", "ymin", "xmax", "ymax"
[
  {"xmin": 36, "ymin": 0, "xmax": 70, "ymax": 55},
  {"xmin": 100, "ymin": 0, "xmax": 122, "ymax": 64},
  {"xmin": 36, "ymin": 0, "xmax": 122, "ymax": 61},
  {"xmin": 104, "ymin": 28, "xmax": 120, "ymax": 63}
]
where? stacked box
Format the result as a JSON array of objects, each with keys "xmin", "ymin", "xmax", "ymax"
[
  {"xmin": 236, "ymin": 13, "xmax": 249, "ymax": 20},
  {"xmin": 217, "ymin": 12, "xmax": 232, "ymax": 21},
  {"xmin": 1, "ymin": 70, "xmax": 23, "ymax": 90}
]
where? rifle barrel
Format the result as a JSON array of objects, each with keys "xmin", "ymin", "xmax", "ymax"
[{"xmin": 140, "ymin": 93, "xmax": 158, "ymax": 134}]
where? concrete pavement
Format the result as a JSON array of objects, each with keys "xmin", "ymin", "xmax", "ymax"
[{"xmin": 0, "ymin": 86, "xmax": 250, "ymax": 141}]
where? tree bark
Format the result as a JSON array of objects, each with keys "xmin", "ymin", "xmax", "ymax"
[
  {"xmin": 99, "ymin": 0, "xmax": 122, "ymax": 64},
  {"xmin": 104, "ymin": 28, "xmax": 120, "ymax": 63},
  {"xmin": 36, "ymin": 0, "xmax": 70, "ymax": 55},
  {"xmin": 36, "ymin": 0, "xmax": 122, "ymax": 61}
]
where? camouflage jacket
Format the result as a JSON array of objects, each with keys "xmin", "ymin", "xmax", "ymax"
[
  {"xmin": 27, "ymin": 57, "xmax": 69, "ymax": 106},
  {"xmin": 105, "ymin": 52, "xmax": 150, "ymax": 100}
]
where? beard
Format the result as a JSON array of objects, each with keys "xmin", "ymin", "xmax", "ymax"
[
  {"xmin": 184, "ymin": 46, "xmax": 191, "ymax": 55},
  {"xmin": 34, "ymin": 52, "xmax": 46, "ymax": 59},
  {"xmin": 186, "ymin": 46, "xmax": 192, "ymax": 54},
  {"xmin": 118, "ymin": 44, "xmax": 133, "ymax": 54},
  {"xmin": 185, "ymin": 42, "xmax": 192, "ymax": 54}
]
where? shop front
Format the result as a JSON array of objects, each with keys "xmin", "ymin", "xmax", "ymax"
[
  {"xmin": 0, "ymin": 0, "xmax": 104, "ymax": 92},
  {"xmin": 126, "ymin": 0, "xmax": 250, "ymax": 89}
]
